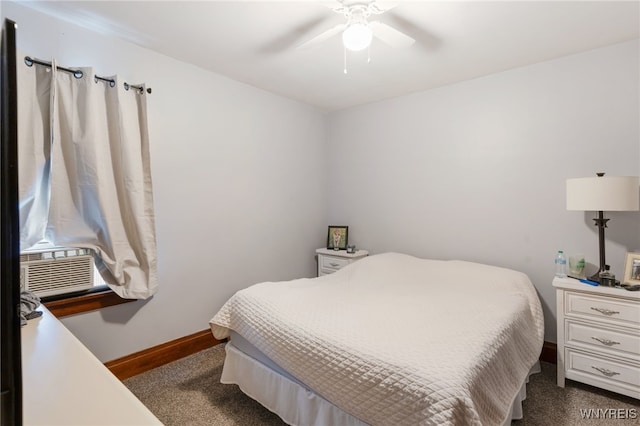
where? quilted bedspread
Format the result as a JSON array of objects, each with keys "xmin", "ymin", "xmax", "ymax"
[{"xmin": 210, "ymin": 252, "xmax": 544, "ymax": 426}]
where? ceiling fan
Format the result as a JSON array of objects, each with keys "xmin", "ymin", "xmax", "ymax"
[{"xmin": 297, "ymin": 0, "xmax": 415, "ymax": 52}]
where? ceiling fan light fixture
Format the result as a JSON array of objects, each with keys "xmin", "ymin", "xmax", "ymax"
[{"xmin": 342, "ymin": 23, "xmax": 372, "ymax": 51}]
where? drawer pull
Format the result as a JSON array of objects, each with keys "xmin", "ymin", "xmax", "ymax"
[
  {"xmin": 329, "ymin": 262, "xmax": 340, "ymax": 267},
  {"xmin": 591, "ymin": 337, "xmax": 620, "ymax": 347},
  {"xmin": 590, "ymin": 307, "xmax": 620, "ymax": 316},
  {"xmin": 591, "ymin": 366, "xmax": 620, "ymax": 378}
]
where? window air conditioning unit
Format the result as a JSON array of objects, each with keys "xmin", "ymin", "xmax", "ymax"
[{"xmin": 20, "ymin": 247, "xmax": 94, "ymax": 297}]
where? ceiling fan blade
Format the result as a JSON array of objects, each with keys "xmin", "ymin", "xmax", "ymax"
[
  {"xmin": 371, "ymin": 2, "xmax": 397, "ymax": 14},
  {"xmin": 326, "ymin": 1, "xmax": 348, "ymax": 14},
  {"xmin": 296, "ymin": 23, "xmax": 347, "ymax": 49},
  {"xmin": 370, "ymin": 21, "xmax": 415, "ymax": 48}
]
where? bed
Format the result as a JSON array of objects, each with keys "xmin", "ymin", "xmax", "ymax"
[{"xmin": 210, "ymin": 252, "xmax": 544, "ymax": 425}]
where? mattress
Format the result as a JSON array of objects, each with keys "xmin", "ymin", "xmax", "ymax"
[{"xmin": 210, "ymin": 252, "xmax": 544, "ymax": 425}]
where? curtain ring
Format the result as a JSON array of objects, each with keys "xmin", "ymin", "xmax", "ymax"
[
  {"xmin": 24, "ymin": 56, "xmax": 34, "ymax": 67},
  {"xmin": 73, "ymin": 70, "xmax": 83, "ymax": 79},
  {"xmin": 124, "ymin": 82, "xmax": 130, "ymax": 91}
]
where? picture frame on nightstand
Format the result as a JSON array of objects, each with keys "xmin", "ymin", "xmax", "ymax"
[
  {"xmin": 623, "ymin": 252, "xmax": 640, "ymax": 285},
  {"xmin": 327, "ymin": 226, "xmax": 348, "ymax": 250}
]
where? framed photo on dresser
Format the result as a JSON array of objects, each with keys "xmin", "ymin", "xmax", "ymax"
[
  {"xmin": 327, "ymin": 226, "xmax": 348, "ymax": 250},
  {"xmin": 623, "ymin": 252, "xmax": 640, "ymax": 285}
]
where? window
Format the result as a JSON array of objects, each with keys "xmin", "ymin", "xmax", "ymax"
[{"xmin": 18, "ymin": 57, "xmax": 158, "ymax": 302}]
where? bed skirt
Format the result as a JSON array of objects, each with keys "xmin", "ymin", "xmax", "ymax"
[{"xmin": 220, "ymin": 342, "xmax": 540, "ymax": 426}]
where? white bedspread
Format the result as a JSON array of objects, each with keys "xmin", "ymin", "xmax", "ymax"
[{"xmin": 210, "ymin": 252, "xmax": 544, "ymax": 426}]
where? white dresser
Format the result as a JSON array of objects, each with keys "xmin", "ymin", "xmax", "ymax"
[
  {"xmin": 22, "ymin": 306, "xmax": 162, "ymax": 425},
  {"xmin": 553, "ymin": 277, "xmax": 640, "ymax": 399},
  {"xmin": 316, "ymin": 247, "xmax": 369, "ymax": 276}
]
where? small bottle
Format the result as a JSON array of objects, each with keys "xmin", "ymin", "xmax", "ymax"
[{"xmin": 555, "ymin": 250, "xmax": 567, "ymax": 278}]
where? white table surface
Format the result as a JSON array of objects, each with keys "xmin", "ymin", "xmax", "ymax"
[{"xmin": 21, "ymin": 306, "xmax": 162, "ymax": 425}]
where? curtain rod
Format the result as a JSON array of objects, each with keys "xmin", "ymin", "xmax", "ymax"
[{"xmin": 24, "ymin": 56, "xmax": 152, "ymax": 94}]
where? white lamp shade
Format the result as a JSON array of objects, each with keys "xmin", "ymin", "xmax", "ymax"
[
  {"xmin": 566, "ymin": 175, "xmax": 639, "ymax": 211},
  {"xmin": 342, "ymin": 23, "xmax": 372, "ymax": 51}
]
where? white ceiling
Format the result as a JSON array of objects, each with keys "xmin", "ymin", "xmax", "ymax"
[{"xmin": 19, "ymin": 1, "xmax": 640, "ymax": 112}]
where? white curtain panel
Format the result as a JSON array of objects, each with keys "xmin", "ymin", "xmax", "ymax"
[
  {"xmin": 18, "ymin": 57, "xmax": 158, "ymax": 299},
  {"xmin": 17, "ymin": 59, "xmax": 52, "ymax": 249}
]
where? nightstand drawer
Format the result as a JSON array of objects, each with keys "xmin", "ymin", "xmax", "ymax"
[
  {"xmin": 565, "ymin": 320, "xmax": 640, "ymax": 361},
  {"xmin": 566, "ymin": 292, "xmax": 640, "ymax": 326},
  {"xmin": 320, "ymin": 255, "xmax": 350, "ymax": 272},
  {"xmin": 316, "ymin": 248, "xmax": 369, "ymax": 277},
  {"xmin": 565, "ymin": 348, "xmax": 640, "ymax": 398}
]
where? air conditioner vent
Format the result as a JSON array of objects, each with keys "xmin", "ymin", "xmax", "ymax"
[{"xmin": 21, "ymin": 247, "xmax": 94, "ymax": 297}]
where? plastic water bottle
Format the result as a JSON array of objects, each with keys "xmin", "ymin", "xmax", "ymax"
[{"xmin": 555, "ymin": 250, "xmax": 567, "ymax": 278}]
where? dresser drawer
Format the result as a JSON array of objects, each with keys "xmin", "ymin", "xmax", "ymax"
[
  {"xmin": 319, "ymin": 255, "xmax": 350, "ymax": 272},
  {"xmin": 565, "ymin": 348, "xmax": 640, "ymax": 398},
  {"xmin": 566, "ymin": 292, "xmax": 640, "ymax": 326},
  {"xmin": 316, "ymin": 248, "xmax": 369, "ymax": 277},
  {"xmin": 565, "ymin": 320, "xmax": 640, "ymax": 361}
]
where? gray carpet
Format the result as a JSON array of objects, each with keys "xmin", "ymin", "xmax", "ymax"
[{"xmin": 124, "ymin": 344, "xmax": 638, "ymax": 425}]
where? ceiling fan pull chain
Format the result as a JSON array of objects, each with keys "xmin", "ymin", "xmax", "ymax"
[{"xmin": 344, "ymin": 46, "xmax": 348, "ymax": 74}]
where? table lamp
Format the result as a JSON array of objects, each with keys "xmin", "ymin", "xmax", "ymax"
[{"xmin": 566, "ymin": 173, "xmax": 639, "ymax": 282}]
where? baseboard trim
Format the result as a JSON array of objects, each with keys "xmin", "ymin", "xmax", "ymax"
[
  {"xmin": 105, "ymin": 328, "xmax": 224, "ymax": 380},
  {"xmin": 540, "ymin": 341, "xmax": 557, "ymax": 364}
]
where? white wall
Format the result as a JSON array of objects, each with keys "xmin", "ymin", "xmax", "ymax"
[
  {"xmin": 3, "ymin": 2, "xmax": 328, "ymax": 361},
  {"xmin": 4, "ymin": 1, "xmax": 638, "ymax": 355},
  {"xmin": 326, "ymin": 40, "xmax": 640, "ymax": 343}
]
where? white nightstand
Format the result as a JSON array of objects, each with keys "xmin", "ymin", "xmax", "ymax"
[
  {"xmin": 316, "ymin": 248, "xmax": 369, "ymax": 276},
  {"xmin": 553, "ymin": 277, "xmax": 640, "ymax": 399}
]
